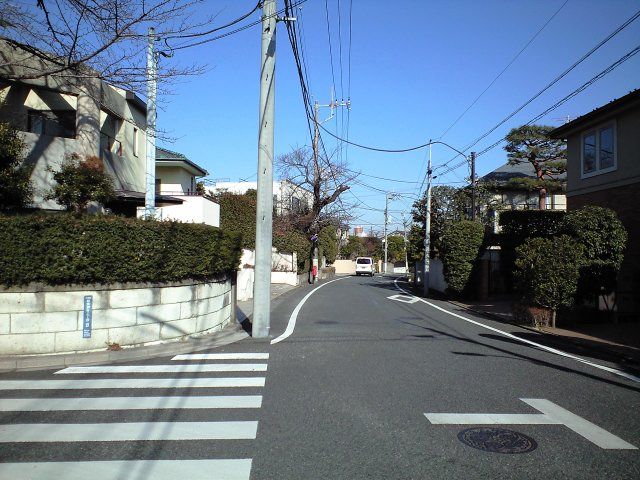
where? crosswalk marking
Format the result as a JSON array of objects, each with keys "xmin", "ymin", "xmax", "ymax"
[
  {"xmin": 0, "ymin": 421, "xmax": 259, "ymax": 442},
  {"xmin": 0, "ymin": 395, "xmax": 263, "ymax": 411},
  {"xmin": 0, "ymin": 377, "xmax": 265, "ymax": 390},
  {"xmin": 55, "ymin": 363, "xmax": 268, "ymax": 374},
  {"xmin": 0, "ymin": 459, "xmax": 253, "ymax": 480},
  {"xmin": 173, "ymin": 353, "xmax": 270, "ymax": 360}
]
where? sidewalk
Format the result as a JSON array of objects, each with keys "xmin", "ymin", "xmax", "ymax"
[
  {"xmin": 448, "ymin": 296, "xmax": 640, "ymax": 369},
  {"xmin": 236, "ymin": 282, "xmax": 300, "ymax": 323}
]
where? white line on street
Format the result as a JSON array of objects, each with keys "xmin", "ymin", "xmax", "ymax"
[
  {"xmin": 0, "ymin": 395, "xmax": 263, "ymax": 411},
  {"xmin": 0, "ymin": 459, "xmax": 252, "ymax": 480},
  {"xmin": 0, "ymin": 421, "xmax": 259, "ymax": 442},
  {"xmin": 424, "ymin": 398, "xmax": 636, "ymax": 449},
  {"xmin": 425, "ymin": 413, "xmax": 559, "ymax": 425},
  {"xmin": 172, "ymin": 353, "xmax": 270, "ymax": 360},
  {"xmin": 271, "ymin": 276, "xmax": 349, "ymax": 345},
  {"xmin": 521, "ymin": 398, "xmax": 637, "ymax": 449},
  {"xmin": 55, "ymin": 364, "xmax": 268, "ymax": 374},
  {"xmin": 393, "ymin": 279, "xmax": 640, "ymax": 384},
  {"xmin": 0, "ymin": 377, "xmax": 265, "ymax": 390}
]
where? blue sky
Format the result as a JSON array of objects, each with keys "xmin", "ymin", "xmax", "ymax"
[{"xmin": 157, "ymin": 0, "xmax": 640, "ymax": 232}]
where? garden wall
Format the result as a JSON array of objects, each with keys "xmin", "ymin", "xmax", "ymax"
[{"xmin": 0, "ymin": 279, "xmax": 232, "ymax": 355}]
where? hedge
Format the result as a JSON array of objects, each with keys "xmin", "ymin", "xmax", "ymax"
[
  {"xmin": 440, "ymin": 220, "xmax": 484, "ymax": 295},
  {"xmin": 0, "ymin": 214, "xmax": 242, "ymax": 286}
]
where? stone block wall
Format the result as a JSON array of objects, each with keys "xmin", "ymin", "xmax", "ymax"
[{"xmin": 0, "ymin": 279, "xmax": 232, "ymax": 355}]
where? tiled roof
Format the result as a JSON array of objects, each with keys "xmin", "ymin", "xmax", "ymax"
[{"xmin": 480, "ymin": 161, "xmax": 566, "ymax": 183}]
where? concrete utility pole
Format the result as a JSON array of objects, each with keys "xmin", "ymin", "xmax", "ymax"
[
  {"xmin": 311, "ymin": 98, "xmax": 349, "ymax": 282},
  {"xmin": 253, "ymin": 0, "xmax": 277, "ymax": 339},
  {"xmin": 144, "ymin": 27, "xmax": 157, "ymax": 219},
  {"xmin": 402, "ymin": 214, "xmax": 409, "ymax": 275},
  {"xmin": 470, "ymin": 151, "xmax": 477, "ymax": 221},
  {"xmin": 383, "ymin": 192, "xmax": 397, "ymax": 274},
  {"xmin": 423, "ymin": 142, "xmax": 432, "ymax": 297}
]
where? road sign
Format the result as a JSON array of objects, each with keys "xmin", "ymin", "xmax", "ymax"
[
  {"xmin": 424, "ymin": 398, "xmax": 636, "ymax": 450},
  {"xmin": 82, "ymin": 295, "xmax": 93, "ymax": 338}
]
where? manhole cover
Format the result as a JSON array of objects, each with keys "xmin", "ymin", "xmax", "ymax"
[{"xmin": 457, "ymin": 427, "xmax": 537, "ymax": 454}]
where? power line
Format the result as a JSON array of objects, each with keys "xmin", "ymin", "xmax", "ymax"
[
  {"xmin": 457, "ymin": 8, "xmax": 640, "ymax": 155},
  {"xmin": 438, "ymin": 44, "xmax": 640, "ymax": 177},
  {"xmin": 438, "ymin": 0, "xmax": 569, "ymax": 139},
  {"xmin": 168, "ymin": 0, "xmax": 309, "ymax": 51},
  {"xmin": 166, "ymin": 1, "xmax": 262, "ymax": 40}
]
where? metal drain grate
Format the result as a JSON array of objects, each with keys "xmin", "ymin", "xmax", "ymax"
[{"xmin": 457, "ymin": 427, "xmax": 538, "ymax": 454}]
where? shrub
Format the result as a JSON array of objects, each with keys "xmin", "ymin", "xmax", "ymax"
[
  {"xmin": 273, "ymin": 229, "xmax": 310, "ymax": 274},
  {"xmin": 440, "ymin": 220, "xmax": 484, "ymax": 295},
  {"xmin": 318, "ymin": 225, "xmax": 338, "ymax": 264},
  {"xmin": 45, "ymin": 154, "xmax": 115, "ymax": 214},
  {"xmin": 514, "ymin": 235, "xmax": 584, "ymax": 327},
  {"xmin": 0, "ymin": 122, "xmax": 33, "ymax": 211},
  {"xmin": 0, "ymin": 214, "xmax": 241, "ymax": 286},
  {"xmin": 499, "ymin": 210, "xmax": 566, "ymax": 288},
  {"xmin": 560, "ymin": 206, "xmax": 627, "ymax": 309},
  {"xmin": 213, "ymin": 190, "xmax": 257, "ymax": 249}
]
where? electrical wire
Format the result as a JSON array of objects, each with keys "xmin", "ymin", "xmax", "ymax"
[
  {"xmin": 166, "ymin": 1, "xmax": 262, "ymax": 40},
  {"xmin": 438, "ymin": 0, "xmax": 569, "ymax": 139},
  {"xmin": 168, "ymin": 0, "xmax": 309, "ymax": 51},
  {"xmin": 437, "ymin": 44, "xmax": 640, "ymax": 178}
]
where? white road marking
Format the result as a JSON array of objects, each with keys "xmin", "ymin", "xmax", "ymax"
[
  {"xmin": 0, "ymin": 421, "xmax": 259, "ymax": 442},
  {"xmin": 271, "ymin": 276, "xmax": 349, "ymax": 345},
  {"xmin": 387, "ymin": 293, "xmax": 419, "ymax": 304},
  {"xmin": 425, "ymin": 398, "xmax": 636, "ymax": 449},
  {"xmin": 0, "ymin": 395, "xmax": 263, "ymax": 411},
  {"xmin": 0, "ymin": 377, "xmax": 265, "ymax": 390},
  {"xmin": 521, "ymin": 398, "xmax": 637, "ymax": 450},
  {"xmin": 55, "ymin": 364, "xmax": 268, "ymax": 374},
  {"xmin": 426, "ymin": 413, "xmax": 559, "ymax": 425},
  {"xmin": 172, "ymin": 353, "xmax": 270, "ymax": 360},
  {"xmin": 0, "ymin": 459, "xmax": 252, "ymax": 480},
  {"xmin": 393, "ymin": 279, "xmax": 640, "ymax": 384}
]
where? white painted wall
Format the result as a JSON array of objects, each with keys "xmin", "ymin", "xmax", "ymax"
[
  {"xmin": 0, "ymin": 280, "xmax": 233, "ymax": 355},
  {"xmin": 157, "ymin": 166, "xmax": 195, "ymax": 194},
  {"xmin": 137, "ymin": 196, "xmax": 220, "ymax": 227}
]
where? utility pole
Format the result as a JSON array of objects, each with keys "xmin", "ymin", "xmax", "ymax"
[
  {"xmin": 402, "ymin": 214, "xmax": 409, "ymax": 275},
  {"xmin": 470, "ymin": 151, "xmax": 477, "ymax": 221},
  {"xmin": 253, "ymin": 0, "xmax": 276, "ymax": 339},
  {"xmin": 383, "ymin": 192, "xmax": 397, "ymax": 275},
  {"xmin": 311, "ymin": 98, "xmax": 349, "ymax": 282},
  {"xmin": 423, "ymin": 142, "xmax": 432, "ymax": 297},
  {"xmin": 144, "ymin": 27, "xmax": 157, "ymax": 219}
]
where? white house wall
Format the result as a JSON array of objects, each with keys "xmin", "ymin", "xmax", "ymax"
[{"xmin": 157, "ymin": 166, "xmax": 194, "ymax": 194}]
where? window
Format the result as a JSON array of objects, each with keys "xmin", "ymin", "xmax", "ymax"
[
  {"xmin": 133, "ymin": 127, "xmax": 139, "ymax": 156},
  {"xmin": 291, "ymin": 196, "xmax": 301, "ymax": 213},
  {"xmin": 155, "ymin": 178, "xmax": 162, "ymax": 195},
  {"xmin": 27, "ymin": 110, "xmax": 76, "ymax": 138},
  {"xmin": 356, "ymin": 258, "xmax": 372, "ymax": 264},
  {"xmin": 581, "ymin": 123, "xmax": 616, "ymax": 177}
]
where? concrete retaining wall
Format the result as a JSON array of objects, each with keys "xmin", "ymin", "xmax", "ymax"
[
  {"xmin": 333, "ymin": 259, "xmax": 356, "ymax": 274},
  {"xmin": 0, "ymin": 279, "xmax": 232, "ymax": 355}
]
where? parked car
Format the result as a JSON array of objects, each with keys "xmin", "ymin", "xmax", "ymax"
[{"xmin": 355, "ymin": 257, "xmax": 375, "ymax": 276}]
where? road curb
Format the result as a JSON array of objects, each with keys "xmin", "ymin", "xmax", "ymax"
[
  {"xmin": 0, "ymin": 323, "xmax": 249, "ymax": 373},
  {"xmin": 446, "ymin": 300, "xmax": 640, "ymax": 367}
]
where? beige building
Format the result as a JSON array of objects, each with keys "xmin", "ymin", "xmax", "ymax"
[
  {"xmin": 551, "ymin": 89, "xmax": 640, "ymax": 317},
  {"xmin": 137, "ymin": 147, "xmax": 220, "ymax": 227}
]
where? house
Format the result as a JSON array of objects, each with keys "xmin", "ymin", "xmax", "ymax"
[
  {"xmin": 479, "ymin": 161, "xmax": 567, "ymax": 232},
  {"xmin": 550, "ymin": 89, "xmax": 640, "ymax": 316},
  {"xmin": 0, "ymin": 39, "xmax": 178, "ymax": 215},
  {"xmin": 211, "ymin": 180, "xmax": 313, "ymax": 215},
  {"xmin": 137, "ymin": 147, "xmax": 220, "ymax": 227}
]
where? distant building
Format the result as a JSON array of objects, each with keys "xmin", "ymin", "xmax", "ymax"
[
  {"xmin": 211, "ymin": 180, "xmax": 312, "ymax": 215},
  {"xmin": 353, "ymin": 226, "xmax": 366, "ymax": 237},
  {"xmin": 138, "ymin": 147, "xmax": 219, "ymax": 227},
  {"xmin": 479, "ymin": 161, "xmax": 566, "ymax": 232},
  {"xmin": 550, "ymin": 89, "xmax": 640, "ymax": 317}
]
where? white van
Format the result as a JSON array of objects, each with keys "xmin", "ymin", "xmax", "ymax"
[{"xmin": 355, "ymin": 257, "xmax": 375, "ymax": 276}]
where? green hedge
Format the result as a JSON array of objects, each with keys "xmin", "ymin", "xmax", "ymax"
[
  {"xmin": 440, "ymin": 220, "xmax": 484, "ymax": 295},
  {"xmin": 0, "ymin": 214, "xmax": 242, "ymax": 286}
]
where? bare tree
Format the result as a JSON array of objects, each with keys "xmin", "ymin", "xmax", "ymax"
[
  {"xmin": 276, "ymin": 146, "xmax": 358, "ymax": 233},
  {"xmin": 0, "ymin": 0, "xmax": 236, "ymax": 94}
]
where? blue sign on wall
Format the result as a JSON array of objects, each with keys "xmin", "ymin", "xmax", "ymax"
[{"xmin": 82, "ymin": 295, "xmax": 93, "ymax": 338}]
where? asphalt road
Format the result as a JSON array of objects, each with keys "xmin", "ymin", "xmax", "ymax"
[{"xmin": 1, "ymin": 274, "xmax": 639, "ymax": 479}]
